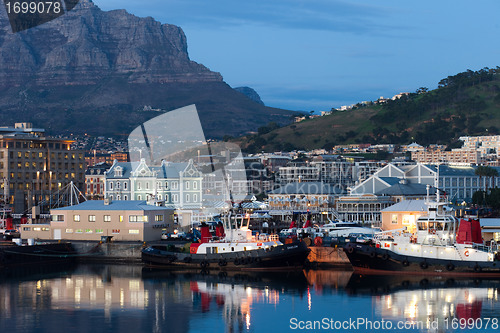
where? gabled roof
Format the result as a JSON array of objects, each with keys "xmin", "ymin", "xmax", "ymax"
[
  {"xmin": 105, "ymin": 162, "xmax": 133, "ymax": 179},
  {"xmin": 376, "ymin": 183, "xmax": 432, "ymax": 196},
  {"xmin": 381, "ymin": 200, "xmax": 427, "ymax": 212}
]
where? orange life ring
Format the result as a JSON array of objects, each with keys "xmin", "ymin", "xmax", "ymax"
[
  {"xmin": 314, "ymin": 237, "xmax": 323, "ymax": 247},
  {"xmin": 464, "ymin": 250, "xmax": 469, "ymax": 257},
  {"xmin": 429, "ymin": 229, "xmax": 436, "ymax": 235}
]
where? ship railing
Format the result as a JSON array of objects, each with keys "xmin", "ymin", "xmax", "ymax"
[{"xmin": 373, "ymin": 228, "xmax": 408, "ymax": 241}]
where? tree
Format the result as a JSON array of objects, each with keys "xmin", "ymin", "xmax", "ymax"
[{"xmin": 475, "ymin": 166, "xmax": 499, "ymax": 192}]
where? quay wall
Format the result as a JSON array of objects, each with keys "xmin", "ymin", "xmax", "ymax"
[
  {"xmin": 71, "ymin": 241, "xmax": 144, "ymax": 263},
  {"xmin": 307, "ymin": 246, "xmax": 351, "ymax": 268},
  {"xmin": 59, "ymin": 241, "xmax": 353, "ymax": 267}
]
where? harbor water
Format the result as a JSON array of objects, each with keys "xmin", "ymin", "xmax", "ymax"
[{"xmin": 0, "ymin": 264, "xmax": 500, "ymax": 333}]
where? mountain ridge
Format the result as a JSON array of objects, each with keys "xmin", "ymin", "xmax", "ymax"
[{"xmin": 0, "ymin": 0, "xmax": 297, "ymax": 138}]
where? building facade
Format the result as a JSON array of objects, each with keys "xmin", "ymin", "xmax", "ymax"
[
  {"xmin": 105, "ymin": 159, "xmax": 203, "ymax": 210},
  {"xmin": 85, "ymin": 162, "xmax": 111, "ymax": 199},
  {"xmin": 0, "ymin": 123, "xmax": 85, "ymax": 213},
  {"xmin": 20, "ymin": 199, "xmax": 174, "ymax": 241}
]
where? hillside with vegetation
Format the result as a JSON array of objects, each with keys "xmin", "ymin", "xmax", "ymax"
[{"xmin": 236, "ymin": 67, "xmax": 500, "ymax": 153}]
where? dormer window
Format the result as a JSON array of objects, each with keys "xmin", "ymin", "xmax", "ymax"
[{"xmin": 114, "ymin": 166, "xmax": 123, "ymax": 177}]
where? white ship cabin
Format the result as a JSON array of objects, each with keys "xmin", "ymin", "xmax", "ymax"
[
  {"xmin": 190, "ymin": 214, "xmax": 281, "ymax": 255},
  {"xmin": 415, "ymin": 200, "xmax": 457, "ymax": 246}
]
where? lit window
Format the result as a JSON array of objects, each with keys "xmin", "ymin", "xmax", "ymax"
[
  {"xmin": 88, "ymin": 215, "xmax": 96, "ymax": 222},
  {"xmin": 129, "ymin": 230, "xmax": 140, "ymax": 234},
  {"xmin": 66, "ymin": 229, "xmax": 73, "ymax": 233},
  {"xmin": 104, "ymin": 215, "xmax": 111, "ymax": 222},
  {"xmin": 73, "ymin": 215, "xmax": 80, "ymax": 222}
]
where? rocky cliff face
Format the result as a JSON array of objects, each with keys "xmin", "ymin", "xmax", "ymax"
[
  {"xmin": 0, "ymin": 0, "xmax": 295, "ymax": 138},
  {"xmin": 0, "ymin": 0, "xmax": 221, "ymax": 87}
]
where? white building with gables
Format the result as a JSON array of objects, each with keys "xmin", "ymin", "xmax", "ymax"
[{"xmin": 104, "ymin": 158, "xmax": 203, "ymax": 211}]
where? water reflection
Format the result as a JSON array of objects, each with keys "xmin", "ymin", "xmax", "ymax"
[
  {"xmin": 0, "ymin": 265, "xmax": 499, "ymax": 332},
  {"xmin": 346, "ymin": 274, "xmax": 500, "ymax": 332}
]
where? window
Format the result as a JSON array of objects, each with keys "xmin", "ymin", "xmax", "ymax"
[
  {"xmin": 193, "ymin": 194, "xmax": 198, "ymax": 202},
  {"xmin": 146, "ymin": 182, "xmax": 149, "ymax": 190},
  {"xmin": 76, "ymin": 229, "xmax": 83, "ymax": 234},
  {"xmin": 137, "ymin": 195, "xmax": 142, "ymax": 200},
  {"xmin": 117, "ymin": 182, "xmax": 120, "ymax": 189},
  {"xmin": 165, "ymin": 194, "xmax": 169, "ymax": 202},
  {"xmin": 137, "ymin": 182, "xmax": 141, "ymax": 190},
  {"xmin": 165, "ymin": 181, "xmax": 169, "ymax": 189},
  {"xmin": 129, "ymin": 215, "xmax": 147, "ymax": 222},
  {"xmin": 155, "ymin": 215, "xmax": 163, "ymax": 222},
  {"xmin": 112, "ymin": 229, "xmax": 120, "ymax": 234},
  {"xmin": 172, "ymin": 182, "xmax": 178, "ymax": 190},
  {"xmin": 185, "ymin": 182, "xmax": 189, "ymax": 190},
  {"xmin": 173, "ymin": 194, "xmax": 178, "ymax": 202},
  {"xmin": 391, "ymin": 214, "xmax": 398, "ymax": 224},
  {"xmin": 109, "ymin": 182, "xmax": 113, "ymax": 190},
  {"xmin": 73, "ymin": 215, "xmax": 80, "ymax": 222},
  {"xmin": 117, "ymin": 195, "xmax": 121, "ymax": 200},
  {"xmin": 124, "ymin": 195, "xmax": 128, "ymax": 200},
  {"xmin": 124, "ymin": 182, "xmax": 128, "ymax": 190},
  {"xmin": 129, "ymin": 230, "xmax": 140, "ymax": 234},
  {"xmin": 88, "ymin": 215, "xmax": 96, "ymax": 222},
  {"xmin": 193, "ymin": 182, "xmax": 198, "ymax": 189},
  {"xmin": 66, "ymin": 229, "xmax": 73, "ymax": 233},
  {"xmin": 186, "ymin": 194, "xmax": 190, "ymax": 202},
  {"xmin": 119, "ymin": 215, "xmax": 124, "ymax": 222},
  {"xmin": 95, "ymin": 229, "xmax": 104, "ymax": 234},
  {"xmin": 85, "ymin": 229, "xmax": 93, "ymax": 233},
  {"xmin": 52, "ymin": 215, "xmax": 64, "ymax": 222},
  {"xmin": 104, "ymin": 215, "xmax": 111, "ymax": 222}
]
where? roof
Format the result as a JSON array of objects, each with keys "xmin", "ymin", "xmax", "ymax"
[
  {"xmin": 378, "ymin": 177, "xmax": 402, "ymax": 186},
  {"xmin": 106, "ymin": 162, "xmax": 133, "ymax": 179},
  {"xmin": 268, "ymin": 182, "xmax": 340, "ymax": 195},
  {"xmin": 381, "ymin": 200, "xmax": 427, "ymax": 213},
  {"xmin": 479, "ymin": 218, "xmax": 500, "ymax": 228},
  {"xmin": 376, "ymin": 183, "xmax": 432, "ymax": 196},
  {"xmin": 52, "ymin": 200, "xmax": 171, "ymax": 212}
]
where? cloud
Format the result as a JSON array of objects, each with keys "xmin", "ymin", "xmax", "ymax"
[{"xmin": 95, "ymin": 0, "xmax": 407, "ymax": 36}]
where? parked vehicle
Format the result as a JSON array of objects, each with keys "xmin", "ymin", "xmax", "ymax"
[{"xmin": 3, "ymin": 229, "xmax": 20, "ymax": 240}]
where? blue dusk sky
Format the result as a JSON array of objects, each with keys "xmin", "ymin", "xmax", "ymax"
[{"xmin": 92, "ymin": 0, "xmax": 500, "ymax": 112}]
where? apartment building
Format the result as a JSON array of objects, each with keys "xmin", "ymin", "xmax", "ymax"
[{"xmin": 0, "ymin": 123, "xmax": 85, "ymax": 213}]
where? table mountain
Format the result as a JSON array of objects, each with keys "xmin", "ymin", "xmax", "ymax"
[{"xmin": 0, "ymin": 0, "xmax": 296, "ymax": 138}]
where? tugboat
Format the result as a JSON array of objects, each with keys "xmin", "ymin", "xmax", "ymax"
[
  {"xmin": 345, "ymin": 187, "xmax": 500, "ymax": 275},
  {"xmin": 142, "ymin": 214, "xmax": 311, "ymax": 270}
]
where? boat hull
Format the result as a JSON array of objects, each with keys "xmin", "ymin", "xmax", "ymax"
[
  {"xmin": 0, "ymin": 241, "xmax": 77, "ymax": 267},
  {"xmin": 141, "ymin": 241, "xmax": 311, "ymax": 271},
  {"xmin": 344, "ymin": 242, "xmax": 500, "ymax": 276}
]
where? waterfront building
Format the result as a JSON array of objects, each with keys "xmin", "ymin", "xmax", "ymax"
[
  {"xmin": 267, "ymin": 181, "xmax": 339, "ymax": 222},
  {"xmin": 0, "ymin": 123, "xmax": 85, "ymax": 213},
  {"xmin": 349, "ymin": 163, "xmax": 500, "ymax": 203},
  {"xmin": 85, "ymin": 162, "xmax": 111, "ymax": 199},
  {"xmin": 380, "ymin": 200, "xmax": 427, "ymax": 232},
  {"xmin": 105, "ymin": 158, "xmax": 202, "ymax": 210},
  {"xmin": 459, "ymin": 135, "xmax": 500, "ymax": 158},
  {"xmin": 20, "ymin": 199, "xmax": 174, "ymax": 241},
  {"xmin": 335, "ymin": 195, "xmax": 394, "ymax": 225}
]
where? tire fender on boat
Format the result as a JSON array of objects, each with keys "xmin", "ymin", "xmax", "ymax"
[
  {"xmin": 446, "ymin": 263, "xmax": 455, "ymax": 271},
  {"xmin": 183, "ymin": 256, "xmax": 192, "ymax": 263},
  {"xmin": 234, "ymin": 258, "xmax": 241, "ymax": 265},
  {"xmin": 255, "ymin": 257, "xmax": 262, "ymax": 263},
  {"xmin": 347, "ymin": 246, "xmax": 355, "ymax": 254},
  {"xmin": 382, "ymin": 253, "xmax": 390, "ymax": 261},
  {"xmin": 474, "ymin": 264, "xmax": 482, "ymax": 272},
  {"xmin": 369, "ymin": 251, "xmax": 377, "ymax": 259},
  {"xmin": 402, "ymin": 259, "xmax": 410, "ymax": 267},
  {"xmin": 200, "ymin": 261, "xmax": 209, "ymax": 268},
  {"xmin": 218, "ymin": 259, "xmax": 227, "ymax": 267},
  {"xmin": 420, "ymin": 262, "xmax": 428, "ymax": 269}
]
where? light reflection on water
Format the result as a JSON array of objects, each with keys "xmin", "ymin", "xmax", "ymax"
[{"xmin": 0, "ymin": 264, "xmax": 499, "ymax": 333}]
